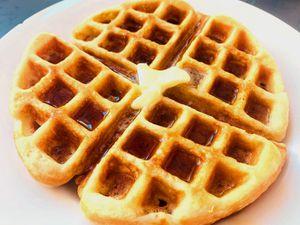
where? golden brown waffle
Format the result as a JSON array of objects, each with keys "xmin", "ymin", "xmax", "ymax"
[
  {"xmin": 10, "ymin": 33, "xmax": 141, "ymax": 185},
  {"xmin": 10, "ymin": 0, "xmax": 289, "ymax": 224},
  {"xmin": 72, "ymin": 0, "xmax": 288, "ymax": 142},
  {"xmin": 10, "ymin": 33, "xmax": 286, "ymax": 224},
  {"xmin": 80, "ymin": 86, "xmax": 285, "ymax": 225}
]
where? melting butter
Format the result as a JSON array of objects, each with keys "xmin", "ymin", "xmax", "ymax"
[{"xmin": 131, "ymin": 64, "xmax": 190, "ymax": 109}]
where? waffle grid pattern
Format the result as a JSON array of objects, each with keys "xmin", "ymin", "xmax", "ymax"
[
  {"xmin": 72, "ymin": 0, "xmax": 288, "ymax": 142},
  {"xmin": 73, "ymin": 0, "xmax": 204, "ymax": 82},
  {"xmin": 12, "ymin": 34, "xmax": 141, "ymax": 185},
  {"xmin": 174, "ymin": 15, "xmax": 288, "ymax": 141},
  {"xmin": 82, "ymin": 94, "xmax": 285, "ymax": 224},
  {"xmin": 10, "ymin": 0, "xmax": 288, "ymax": 224}
]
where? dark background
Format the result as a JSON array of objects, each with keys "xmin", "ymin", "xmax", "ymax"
[{"xmin": 0, "ymin": 0, "xmax": 299, "ymax": 37}]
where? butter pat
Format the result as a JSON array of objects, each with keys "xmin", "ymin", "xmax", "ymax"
[{"xmin": 131, "ymin": 64, "xmax": 190, "ymax": 109}]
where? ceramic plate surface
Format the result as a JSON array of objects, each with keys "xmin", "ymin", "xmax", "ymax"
[{"xmin": 0, "ymin": 0, "xmax": 300, "ymax": 224}]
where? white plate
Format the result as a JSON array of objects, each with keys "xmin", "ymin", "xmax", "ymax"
[{"xmin": 0, "ymin": 0, "xmax": 299, "ymax": 224}]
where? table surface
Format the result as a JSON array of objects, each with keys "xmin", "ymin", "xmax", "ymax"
[{"xmin": 0, "ymin": 0, "xmax": 300, "ymax": 37}]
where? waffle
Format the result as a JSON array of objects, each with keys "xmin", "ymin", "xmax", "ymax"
[
  {"xmin": 72, "ymin": 0, "xmax": 288, "ymax": 141},
  {"xmin": 10, "ymin": 33, "xmax": 141, "ymax": 186},
  {"xmin": 10, "ymin": 0, "xmax": 289, "ymax": 224},
  {"xmin": 79, "ymin": 65, "xmax": 286, "ymax": 225}
]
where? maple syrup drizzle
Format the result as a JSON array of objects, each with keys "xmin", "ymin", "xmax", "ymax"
[
  {"xmin": 73, "ymin": 101, "xmax": 108, "ymax": 131},
  {"xmin": 39, "ymin": 80, "xmax": 75, "ymax": 108},
  {"xmin": 123, "ymin": 129, "xmax": 160, "ymax": 160},
  {"xmin": 184, "ymin": 119, "xmax": 218, "ymax": 146},
  {"xmin": 164, "ymin": 147, "xmax": 200, "ymax": 182},
  {"xmin": 210, "ymin": 78, "xmax": 238, "ymax": 104},
  {"xmin": 148, "ymin": 103, "xmax": 178, "ymax": 128}
]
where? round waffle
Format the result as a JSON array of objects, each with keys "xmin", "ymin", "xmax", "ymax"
[{"xmin": 10, "ymin": 0, "xmax": 289, "ymax": 224}]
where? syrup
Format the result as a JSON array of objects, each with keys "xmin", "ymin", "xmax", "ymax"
[
  {"xmin": 164, "ymin": 147, "xmax": 200, "ymax": 182},
  {"xmin": 98, "ymin": 77, "xmax": 128, "ymax": 103},
  {"xmin": 101, "ymin": 33, "xmax": 128, "ymax": 53},
  {"xmin": 128, "ymin": 44, "xmax": 156, "ymax": 65},
  {"xmin": 148, "ymin": 103, "xmax": 178, "ymax": 128},
  {"xmin": 123, "ymin": 129, "xmax": 160, "ymax": 160},
  {"xmin": 210, "ymin": 78, "xmax": 238, "ymax": 104},
  {"xmin": 184, "ymin": 119, "xmax": 217, "ymax": 146},
  {"xmin": 73, "ymin": 101, "xmax": 108, "ymax": 130},
  {"xmin": 39, "ymin": 80, "xmax": 75, "ymax": 108}
]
